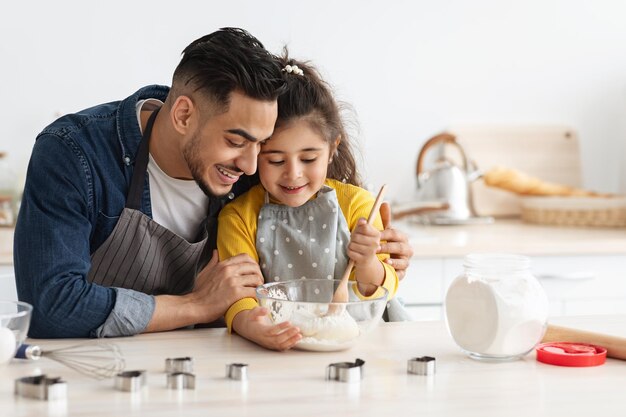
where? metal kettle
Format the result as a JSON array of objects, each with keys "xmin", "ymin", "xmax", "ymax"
[{"xmin": 413, "ymin": 133, "xmax": 485, "ymax": 224}]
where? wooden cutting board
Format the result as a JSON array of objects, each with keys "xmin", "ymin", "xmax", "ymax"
[{"xmin": 445, "ymin": 126, "xmax": 582, "ymax": 217}]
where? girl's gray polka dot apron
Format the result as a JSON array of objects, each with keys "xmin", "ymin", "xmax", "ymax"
[
  {"xmin": 256, "ymin": 186, "xmax": 351, "ymax": 283},
  {"xmin": 255, "ymin": 185, "xmax": 411, "ymax": 321}
]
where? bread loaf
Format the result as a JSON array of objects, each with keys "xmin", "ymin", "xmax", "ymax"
[{"xmin": 483, "ymin": 166, "xmax": 603, "ymax": 197}]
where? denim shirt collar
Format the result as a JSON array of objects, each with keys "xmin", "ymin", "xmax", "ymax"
[{"xmin": 116, "ymin": 85, "xmax": 170, "ymax": 166}]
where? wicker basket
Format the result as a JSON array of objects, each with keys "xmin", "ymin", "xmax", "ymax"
[{"xmin": 521, "ymin": 196, "xmax": 626, "ymax": 227}]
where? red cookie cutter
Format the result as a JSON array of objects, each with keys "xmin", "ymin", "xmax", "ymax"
[{"xmin": 536, "ymin": 342, "xmax": 607, "ymax": 367}]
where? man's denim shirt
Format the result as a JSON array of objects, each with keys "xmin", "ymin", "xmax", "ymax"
[{"xmin": 14, "ymin": 85, "xmax": 255, "ymax": 338}]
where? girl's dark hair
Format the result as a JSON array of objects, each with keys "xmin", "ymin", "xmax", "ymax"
[
  {"xmin": 275, "ymin": 50, "xmax": 361, "ymax": 187},
  {"xmin": 172, "ymin": 27, "xmax": 286, "ymax": 110}
]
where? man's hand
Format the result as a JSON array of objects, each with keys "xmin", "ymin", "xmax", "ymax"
[
  {"xmin": 146, "ymin": 251, "xmax": 264, "ymax": 332},
  {"xmin": 232, "ymin": 307, "xmax": 302, "ymax": 351},
  {"xmin": 188, "ymin": 251, "xmax": 265, "ymax": 323},
  {"xmin": 378, "ymin": 202, "xmax": 414, "ymax": 281}
]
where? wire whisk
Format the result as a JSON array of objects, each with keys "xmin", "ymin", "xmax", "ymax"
[{"xmin": 15, "ymin": 343, "xmax": 126, "ymax": 380}]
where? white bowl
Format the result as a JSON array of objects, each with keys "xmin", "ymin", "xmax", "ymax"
[
  {"xmin": 0, "ymin": 301, "xmax": 33, "ymax": 364},
  {"xmin": 256, "ymin": 279, "xmax": 387, "ymax": 351}
]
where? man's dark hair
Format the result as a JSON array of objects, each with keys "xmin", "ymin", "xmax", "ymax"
[{"xmin": 172, "ymin": 27, "xmax": 286, "ymax": 110}]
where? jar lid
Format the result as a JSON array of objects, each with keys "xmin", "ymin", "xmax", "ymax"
[{"xmin": 536, "ymin": 342, "xmax": 607, "ymax": 367}]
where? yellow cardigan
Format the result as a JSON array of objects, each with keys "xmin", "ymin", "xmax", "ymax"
[{"xmin": 217, "ymin": 178, "xmax": 398, "ymax": 331}]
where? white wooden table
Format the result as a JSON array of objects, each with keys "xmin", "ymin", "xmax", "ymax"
[{"xmin": 1, "ymin": 316, "xmax": 625, "ymax": 417}]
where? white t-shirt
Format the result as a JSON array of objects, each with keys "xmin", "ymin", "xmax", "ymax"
[{"xmin": 136, "ymin": 99, "xmax": 209, "ymax": 241}]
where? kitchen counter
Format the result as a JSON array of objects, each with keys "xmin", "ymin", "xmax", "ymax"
[
  {"xmin": 401, "ymin": 218, "xmax": 626, "ymax": 258},
  {"xmin": 1, "ymin": 316, "xmax": 625, "ymax": 416}
]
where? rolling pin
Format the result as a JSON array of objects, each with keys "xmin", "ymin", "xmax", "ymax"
[{"xmin": 542, "ymin": 324, "xmax": 626, "ymax": 361}]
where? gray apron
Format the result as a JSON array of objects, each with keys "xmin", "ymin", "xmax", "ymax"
[
  {"xmin": 256, "ymin": 186, "xmax": 411, "ymax": 321},
  {"xmin": 383, "ymin": 297, "xmax": 413, "ymax": 322},
  {"xmin": 87, "ymin": 108, "xmax": 215, "ymax": 296},
  {"xmin": 257, "ymin": 186, "xmax": 351, "ymax": 283}
]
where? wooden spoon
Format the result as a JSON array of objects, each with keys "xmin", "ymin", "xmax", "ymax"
[{"xmin": 330, "ymin": 184, "xmax": 387, "ymax": 305}]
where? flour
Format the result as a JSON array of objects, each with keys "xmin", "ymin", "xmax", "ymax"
[
  {"xmin": 267, "ymin": 287, "xmax": 288, "ymax": 300},
  {"xmin": 260, "ymin": 285, "xmax": 362, "ymax": 351},
  {"xmin": 290, "ymin": 308, "xmax": 360, "ymax": 343},
  {"xmin": 445, "ymin": 255, "xmax": 549, "ymax": 359}
]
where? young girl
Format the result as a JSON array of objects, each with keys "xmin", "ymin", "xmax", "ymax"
[{"xmin": 217, "ymin": 54, "xmax": 399, "ymax": 350}]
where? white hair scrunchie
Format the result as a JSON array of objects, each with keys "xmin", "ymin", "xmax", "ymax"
[{"xmin": 282, "ymin": 64, "xmax": 304, "ymax": 76}]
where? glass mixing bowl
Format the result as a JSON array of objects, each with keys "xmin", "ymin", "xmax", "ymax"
[
  {"xmin": 256, "ymin": 279, "xmax": 388, "ymax": 351},
  {"xmin": 0, "ymin": 301, "xmax": 32, "ymax": 364}
]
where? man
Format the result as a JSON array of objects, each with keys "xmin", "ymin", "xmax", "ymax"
[{"xmin": 14, "ymin": 28, "xmax": 413, "ymax": 339}]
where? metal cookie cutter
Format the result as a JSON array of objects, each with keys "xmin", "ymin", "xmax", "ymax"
[
  {"xmin": 166, "ymin": 372, "xmax": 196, "ymax": 390},
  {"xmin": 226, "ymin": 363, "xmax": 248, "ymax": 381},
  {"xmin": 15, "ymin": 375, "xmax": 67, "ymax": 401},
  {"xmin": 114, "ymin": 370, "xmax": 147, "ymax": 392},
  {"xmin": 326, "ymin": 358, "xmax": 365, "ymax": 383},
  {"xmin": 165, "ymin": 357, "xmax": 194, "ymax": 374},
  {"xmin": 407, "ymin": 356, "xmax": 436, "ymax": 375}
]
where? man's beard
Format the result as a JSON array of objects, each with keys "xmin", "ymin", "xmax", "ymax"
[{"xmin": 182, "ymin": 133, "xmax": 223, "ymax": 198}]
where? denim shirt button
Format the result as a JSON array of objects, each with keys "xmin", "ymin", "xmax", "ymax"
[{"xmin": 123, "ymin": 156, "xmax": 131, "ymax": 166}]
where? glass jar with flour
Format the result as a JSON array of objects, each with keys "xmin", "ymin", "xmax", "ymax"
[{"xmin": 444, "ymin": 253, "xmax": 549, "ymax": 361}]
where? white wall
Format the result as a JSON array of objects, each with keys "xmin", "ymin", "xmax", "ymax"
[{"xmin": 1, "ymin": 0, "xmax": 625, "ymax": 201}]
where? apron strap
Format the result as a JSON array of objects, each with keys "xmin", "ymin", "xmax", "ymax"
[{"xmin": 125, "ymin": 107, "xmax": 160, "ymax": 210}]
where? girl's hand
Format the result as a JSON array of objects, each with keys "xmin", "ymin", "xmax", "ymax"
[
  {"xmin": 348, "ymin": 218, "xmax": 381, "ymax": 265},
  {"xmin": 232, "ymin": 307, "xmax": 302, "ymax": 351}
]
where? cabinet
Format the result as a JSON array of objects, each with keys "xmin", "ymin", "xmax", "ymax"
[
  {"xmin": 396, "ymin": 253, "xmax": 626, "ymax": 321},
  {"xmin": 395, "ymin": 258, "xmax": 443, "ymax": 320}
]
